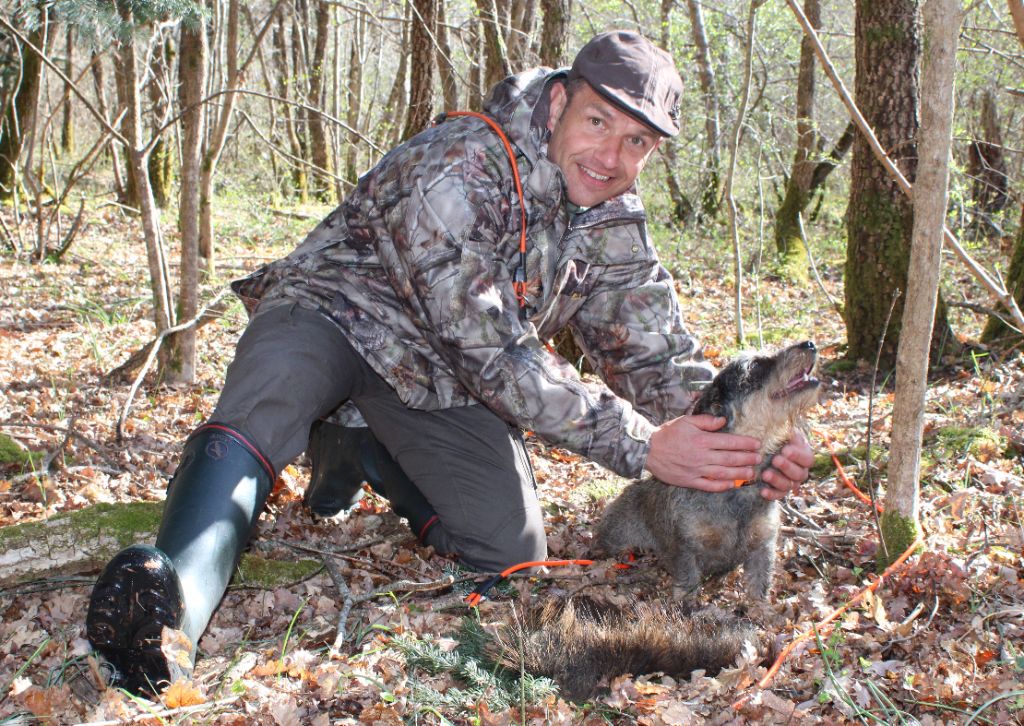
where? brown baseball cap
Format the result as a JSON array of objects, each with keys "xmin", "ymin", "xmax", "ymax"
[{"xmin": 567, "ymin": 31, "xmax": 683, "ymax": 137}]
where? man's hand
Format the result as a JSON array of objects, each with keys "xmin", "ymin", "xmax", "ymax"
[
  {"xmin": 644, "ymin": 414, "xmax": 761, "ymax": 492},
  {"xmin": 759, "ymin": 428, "xmax": 814, "ymax": 500}
]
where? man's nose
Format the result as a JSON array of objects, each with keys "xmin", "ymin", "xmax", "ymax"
[{"xmin": 594, "ymin": 137, "xmax": 621, "ymax": 168}]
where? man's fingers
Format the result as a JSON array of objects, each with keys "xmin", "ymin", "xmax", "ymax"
[{"xmin": 664, "ymin": 476, "xmax": 734, "ymax": 492}]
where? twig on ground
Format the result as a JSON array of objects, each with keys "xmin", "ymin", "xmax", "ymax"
[
  {"xmin": 71, "ymin": 696, "xmax": 241, "ymax": 726},
  {"xmin": 41, "ymin": 415, "xmax": 77, "ymax": 471},
  {"xmin": 323, "ymin": 556, "xmax": 355, "ymax": 651},
  {"xmin": 7, "ymin": 464, "xmax": 123, "ymax": 484},
  {"xmin": 115, "ymin": 289, "xmax": 230, "ymax": 442},
  {"xmin": 0, "ymin": 420, "xmax": 123, "ymax": 471}
]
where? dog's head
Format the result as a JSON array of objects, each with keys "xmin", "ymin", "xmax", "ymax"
[{"xmin": 692, "ymin": 341, "xmax": 820, "ymax": 452}]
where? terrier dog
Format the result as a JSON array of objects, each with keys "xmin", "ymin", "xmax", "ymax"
[{"xmin": 594, "ymin": 341, "xmax": 820, "ymax": 599}]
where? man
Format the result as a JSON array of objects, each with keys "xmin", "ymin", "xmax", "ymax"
[{"xmin": 86, "ymin": 31, "xmax": 813, "ymax": 694}]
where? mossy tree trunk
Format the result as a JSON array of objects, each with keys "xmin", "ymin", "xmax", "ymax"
[
  {"xmin": 59, "ymin": 26, "xmax": 75, "ymax": 157},
  {"xmin": 980, "ymin": 202, "xmax": 1024, "ymax": 345},
  {"xmin": 844, "ymin": 0, "xmax": 958, "ymax": 367},
  {"xmin": 146, "ymin": 35, "xmax": 175, "ymax": 209},
  {"xmin": 307, "ymin": 0, "xmax": 334, "ymax": 202},
  {"xmin": 685, "ymin": 0, "xmax": 721, "ymax": 221},
  {"xmin": 0, "ymin": 7, "xmax": 48, "ymax": 202}
]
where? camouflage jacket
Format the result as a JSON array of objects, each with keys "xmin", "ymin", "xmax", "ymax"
[{"xmin": 233, "ymin": 68, "xmax": 713, "ymax": 479}]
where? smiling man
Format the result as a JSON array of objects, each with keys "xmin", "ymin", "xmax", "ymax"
[{"xmin": 86, "ymin": 31, "xmax": 813, "ymax": 695}]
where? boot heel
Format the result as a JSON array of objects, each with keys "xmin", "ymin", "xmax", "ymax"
[{"xmin": 86, "ymin": 544, "xmax": 186, "ymax": 695}]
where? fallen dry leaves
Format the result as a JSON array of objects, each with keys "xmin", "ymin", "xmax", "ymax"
[{"xmin": 1, "ymin": 204, "xmax": 1022, "ymax": 724}]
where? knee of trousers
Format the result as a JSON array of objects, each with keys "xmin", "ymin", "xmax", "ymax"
[{"xmin": 447, "ymin": 504, "xmax": 548, "ymax": 573}]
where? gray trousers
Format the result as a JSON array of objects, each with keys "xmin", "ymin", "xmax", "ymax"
[{"xmin": 212, "ymin": 302, "xmax": 547, "ymax": 572}]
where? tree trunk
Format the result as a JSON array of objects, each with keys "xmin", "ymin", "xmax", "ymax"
[
  {"xmin": 980, "ymin": 202, "xmax": 1024, "ymax": 345},
  {"xmin": 112, "ymin": 46, "xmax": 140, "ymax": 209},
  {"xmin": 844, "ymin": 0, "xmax": 957, "ymax": 366},
  {"xmin": 508, "ymin": 0, "xmax": 537, "ymax": 70},
  {"xmin": 773, "ymin": 0, "xmax": 820, "ymax": 282},
  {"xmin": 883, "ymin": 0, "xmax": 962, "ymax": 570},
  {"xmin": 436, "ymin": 0, "xmax": 459, "ymax": 110},
  {"xmin": 659, "ymin": 0, "xmax": 692, "ymax": 225},
  {"xmin": 539, "ymin": 0, "xmax": 571, "ymax": 68},
  {"xmin": 116, "ymin": 1, "xmax": 174, "ymax": 364},
  {"xmin": 0, "ymin": 8, "xmax": 48, "ymax": 202},
  {"xmin": 199, "ymin": 0, "xmax": 241, "ymax": 272},
  {"xmin": 476, "ymin": 0, "xmax": 512, "ymax": 91},
  {"xmin": 1010, "ymin": 0, "xmax": 1024, "ymax": 46},
  {"xmin": 146, "ymin": 34, "xmax": 175, "ymax": 209},
  {"xmin": 403, "ymin": 0, "xmax": 436, "ymax": 141},
  {"xmin": 345, "ymin": 19, "xmax": 364, "ymax": 187},
  {"xmin": 308, "ymin": 0, "xmax": 334, "ymax": 202},
  {"xmin": 60, "ymin": 26, "xmax": 74, "ymax": 157},
  {"xmin": 273, "ymin": 11, "xmax": 308, "ymax": 200},
  {"xmin": 165, "ymin": 13, "xmax": 208, "ymax": 385},
  {"xmin": 686, "ymin": 0, "xmax": 722, "ymax": 220},
  {"xmin": 90, "ymin": 51, "xmax": 126, "ymax": 200},
  {"xmin": 383, "ymin": 3, "xmax": 410, "ymax": 147},
  {"xmin": 967, "ymin": 89, "xmax": 1009, "ymax": 224}
]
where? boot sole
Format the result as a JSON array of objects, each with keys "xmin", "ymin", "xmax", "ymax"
[{"xmin": 86, "ymin": 545, "xmax": 186, "ymax": 695}]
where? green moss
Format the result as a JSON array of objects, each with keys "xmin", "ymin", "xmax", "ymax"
[
  {"xmin": 877, "ymin": 510, "xmax": 922, "ymax": 572},
  {"xmin": 0, "ymin": 433, "xmax": 41, "ymax": 467},
  {"xmin": 825, "ymin": 359, "xmax": 858, "ymax": 374},
  {"xmin": 0, "ymin": 501, "xmax": 165, "ymax": 552},
  {"xmin": 817, "ymin": 444, "xmax": 886, "ymax": 487},
  {"xmin": 576, "ymin": 477, "xmax": 627, "ymax": 504},
  {"xmin": 234, "ymin": 555, "xmax": 322, "ymax": 588},
  {"xmin": 931, "ymin": 426, "xmax": 1008, "ymax": 462}
]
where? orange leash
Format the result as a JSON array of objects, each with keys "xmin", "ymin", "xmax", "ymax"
[
  {"xmin": 820, "ymin": 428, "xmax": 884, "ymax": 513},
  {"xmin": 732, "ymin": 530, "xmax": 925, "ymax": 710},
  {"xmin": 464, "ymin": 559, "xmax": 594, "ymax": 607},
  {"xmin": 435, "ymin": 111, "xmax": 530, "ymax": 312}
]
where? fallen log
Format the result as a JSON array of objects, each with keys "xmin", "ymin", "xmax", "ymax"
[{"xmin": 0, "ymin": 502, "xmax": 321, "ymax": 587}]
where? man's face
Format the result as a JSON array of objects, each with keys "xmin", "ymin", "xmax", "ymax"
[{"xmin": 546, "ymin": 81, "xmax": 663, "ymax": 208}]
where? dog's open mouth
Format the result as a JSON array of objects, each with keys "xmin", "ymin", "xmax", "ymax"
[{"xmin": 772, "ymin": 365, "xmax": 820, "ymax": 399}]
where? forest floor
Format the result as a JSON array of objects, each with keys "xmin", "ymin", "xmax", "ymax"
[{"xmin": 0, "ymin": 200, "xmax": 1022, "ymax": 725}]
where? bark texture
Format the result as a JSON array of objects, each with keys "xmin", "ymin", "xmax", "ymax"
[
  {"xmin": 844, "ymin": 0, "xmax": 956, "ymax": 365},
  {"xmin": 403, "ymin": 0, "xmax": 436, "ymax": 140},
  {"xmin": 539, "ymin": 0, "xmax": 571, "ymax": 68},
  {"xmin": 885, "ymin": 0, "xmax": 962, "ymax": 568},
  {"xmin": 0, "ymin": 10, "xmax": 48, "ymax": 201},
  {"xmin": 166, "ymin": 14, "xmax": 208, "ymax": 384},
  {"xmin": 980, "ymin": 202, "xmax": 1024, "ymax": 345}
]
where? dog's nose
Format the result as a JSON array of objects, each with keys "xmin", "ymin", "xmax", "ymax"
[{"xmin": 798, "ymin": 341, "xmax": 816, "ymax": 352}]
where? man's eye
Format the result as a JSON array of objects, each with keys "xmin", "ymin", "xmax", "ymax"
[{"xmin": 589, "ymin": 117, "xmax": 603, "ymax": 127}]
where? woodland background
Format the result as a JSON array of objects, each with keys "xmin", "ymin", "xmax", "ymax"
[{"xmin": 0, "ymin": 0, "xmax": 1023, "ymax": 723}]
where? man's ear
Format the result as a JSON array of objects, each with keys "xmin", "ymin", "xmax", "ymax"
[{"xmin": 547, "ymin": 82, "xmax": 568, "ymax": 133}]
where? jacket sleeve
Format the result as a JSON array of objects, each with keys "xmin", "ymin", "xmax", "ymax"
[
  {"xmin": 567, "ymin": 254, "xmax": 715, "ymax": 425},
  {"xmin": 370, "ymin": 139, "xmax": 657, "ymax": 479}
]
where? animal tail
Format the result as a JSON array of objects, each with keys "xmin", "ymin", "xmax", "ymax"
[{"xmin": 493, "ymin": 597, "xmax": 762, "ymax": 701}]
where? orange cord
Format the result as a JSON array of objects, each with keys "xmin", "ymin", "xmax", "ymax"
[
  {"xmin": 442, "ymin": 111, "xmax": 530, "ymax": 310},
  {"xmin": 464, "ymin": 559, "xmax": 594, "ymax": 607},
  {"xmin": 731, "ymin": 429, "xmax": 925, "ymax": 710},
  {"xmin": 732, "ymin": 530, "xmax": 924, "ymax": 710},
  {"xmin": 819, "ymin": 428, "xmax": 884, "ymax": 513}
]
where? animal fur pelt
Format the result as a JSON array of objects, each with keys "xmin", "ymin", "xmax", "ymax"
[{"xmin": 494, "ymin": 597, "xmax": 762, "ymax": 701}]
